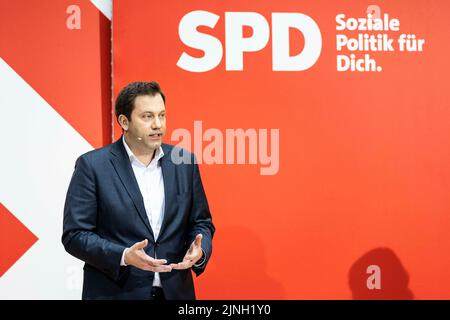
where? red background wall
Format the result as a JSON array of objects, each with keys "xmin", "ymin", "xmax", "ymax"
[
  {"xmin": 113, "ymin": 0, "xmax": 450, "ymax": 299},
  {"xmin": 1, "ymin": 0, "xmax": 449, "ymax": 300}
]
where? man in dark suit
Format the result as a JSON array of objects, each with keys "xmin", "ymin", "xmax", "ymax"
[{"xmin": 62, "ymin": 81, "xmax": 215, "ymax": 300}]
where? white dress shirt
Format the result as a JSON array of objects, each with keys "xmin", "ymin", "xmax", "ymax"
[{"xmin": 120, "ymin": 136, "xmax": 165, "ymax": 287}]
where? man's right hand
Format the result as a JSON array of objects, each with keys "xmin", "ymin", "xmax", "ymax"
[{"xmin": 124, "ymin": 239, "xmax": 172, "ymax": 272}]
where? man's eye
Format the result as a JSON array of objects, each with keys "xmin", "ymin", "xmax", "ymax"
[{"xmin": 159, "ymin": 114, "xmax": 165, "ymax": 118}]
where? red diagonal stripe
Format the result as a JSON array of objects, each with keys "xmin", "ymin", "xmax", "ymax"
[
  {"xmin": 0, "ymin": 0, "xmax": 111, "ymax": 148},
  {"xmin": 0, "ymin": 203, "xmax": 38, "ymax": 277}
]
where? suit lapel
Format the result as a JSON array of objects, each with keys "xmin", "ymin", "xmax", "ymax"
[
  {"xmin": 109, "ymin": 137, "xmax": 154, "ymax": 240},
  {"xmin": 159, "ymin": 143, "xmax": 176, "ymax": 238}
]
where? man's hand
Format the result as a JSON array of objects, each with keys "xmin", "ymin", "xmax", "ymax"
[
  {"xmin": 124, "ymin": 239, "xmax": 172, "ymax": 272},
  {"xmin": 170, "ymin": 234, "xmax": 204, "ymax": 270}
]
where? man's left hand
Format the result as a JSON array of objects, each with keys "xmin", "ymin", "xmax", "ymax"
[{"xmin": 170, "ymin": 234, "xmax": 203, "ymax": 270}]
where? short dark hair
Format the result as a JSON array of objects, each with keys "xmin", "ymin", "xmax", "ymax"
[{"xmin": 115, "ymin": 81, "xmax": 166, "ymax": 122}]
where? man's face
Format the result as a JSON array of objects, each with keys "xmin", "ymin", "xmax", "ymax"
[{"xmin": 127, "ymin": 94, "xmax": 166, "ymax": 151}]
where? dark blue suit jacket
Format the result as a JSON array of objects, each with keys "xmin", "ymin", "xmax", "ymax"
[{"xmin": 62, "ymin": 137, "xmax": 215, "ymax": 300}]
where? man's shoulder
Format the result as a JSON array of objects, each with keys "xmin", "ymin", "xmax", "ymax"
[
  {"xmin": 161, "ymin": 142, "xmax": 185, "ymax": 156},
  {"xmin": 161, "ymin": 143, "xmax": 197, "ymax": 165}
]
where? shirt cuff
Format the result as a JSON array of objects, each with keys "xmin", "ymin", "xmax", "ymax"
[
  {"xmin": 120, "ymin": 248, "xmax": 129, "ymax": 266},
  {"xmin": 193, "ymin": 249, "xmax": 206, "ymax": 267}
]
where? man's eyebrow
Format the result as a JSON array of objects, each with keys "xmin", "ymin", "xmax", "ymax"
[{"xmin": 140, "ymin": 110, "xmax": 165, "ymax": 115}]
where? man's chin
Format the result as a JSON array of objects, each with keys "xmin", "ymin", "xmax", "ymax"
[{"xmin": 145, "ymin": 140, "xmax": 161, "ymax": 149}]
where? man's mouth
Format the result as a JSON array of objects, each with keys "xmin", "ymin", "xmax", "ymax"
[{"xmin": 149, "ymin": 133, "xmax": 162, "ymax": 138}]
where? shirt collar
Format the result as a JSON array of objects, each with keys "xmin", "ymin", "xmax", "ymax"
[{"xmin": 122, "ymin": 135, "xmax": 164, "ymax": 166}]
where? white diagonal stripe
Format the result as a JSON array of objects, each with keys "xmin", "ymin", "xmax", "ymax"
[
  {"xmin": 90, "ymin": 0, "xmax": 112, "ymax": 20},
  {"xmin": 0, "ymin": 58, "xmax": 93, "ymax": 299}
]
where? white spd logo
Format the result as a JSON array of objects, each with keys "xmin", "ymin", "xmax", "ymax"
[{"xmin": 177, "ymin": 10, "xmax": 322, "ymax": 72}]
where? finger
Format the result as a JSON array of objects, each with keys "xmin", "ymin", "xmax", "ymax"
[
  {"xmin": 134, "ymin": 239, "xmax": 148, "ymax": 250},
  {"xmin": 153, "ymin": 265, "xmax": 173, "ymax": 273},
  {"xmin": 142, "ymin": 265, "xmax": 172, "ymax": 273},
  {"xmin": 169, "ymin": 263, "xmax": 184, "ymax": 270},
  {"xmin": 194, "ymin": 234, "xmax": 203, "ymax": 247},
  {"xmin": 170, "ymin": 260, "xmax": 193, "ymax": 270},
  {"xmin": 143, "ymin": 256, "xmax": 168, "ymax": 266}
]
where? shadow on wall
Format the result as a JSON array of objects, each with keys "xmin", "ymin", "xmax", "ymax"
[
  {"xmin": 202, "ymin": 225, "xmax": 286, "ymax": 299},
  {"xmin": 349, "ymin": 247, "xmax": 414, "ymax": 299}
]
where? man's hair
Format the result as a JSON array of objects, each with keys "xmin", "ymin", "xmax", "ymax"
[{"xmin": 115, "ymin": 81, "xmax": 166, "ymax": 122}]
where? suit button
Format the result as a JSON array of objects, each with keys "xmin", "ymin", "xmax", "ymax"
[{"xmin": 155, "ymin": 242, "xmax": 159, "ymax": 247}]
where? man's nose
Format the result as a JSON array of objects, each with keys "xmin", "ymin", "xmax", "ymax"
[{"xmin": 152, "ymin": 117, "xmax": 162, "ymax": 129}]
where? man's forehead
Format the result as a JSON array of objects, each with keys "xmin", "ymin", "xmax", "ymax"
[{"xmin": 134, "ymin": 94, "xmax": 165, "ymax": 111}]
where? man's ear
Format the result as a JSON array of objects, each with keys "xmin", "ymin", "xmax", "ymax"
[{"xmin": 118, "ymin": 114, "xmax": 129, "ymax": 131}]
